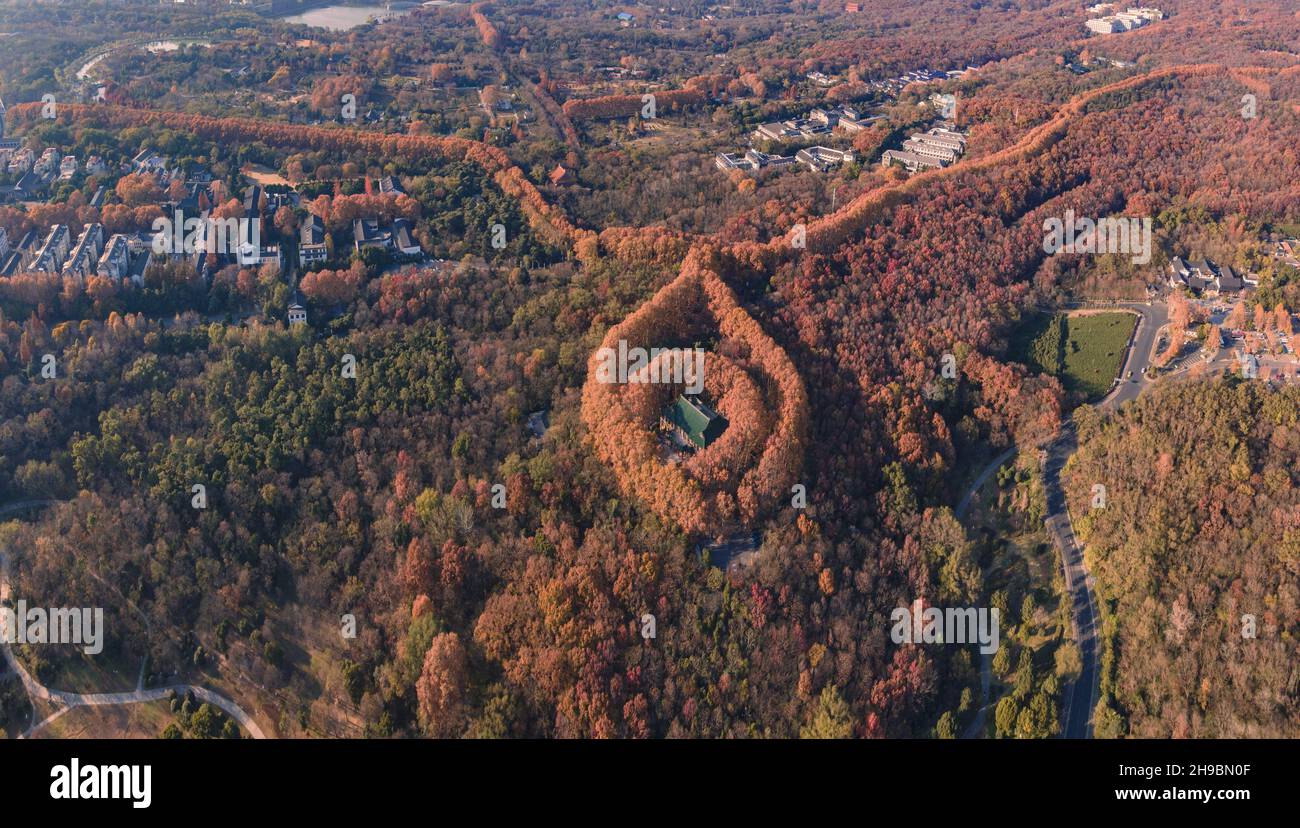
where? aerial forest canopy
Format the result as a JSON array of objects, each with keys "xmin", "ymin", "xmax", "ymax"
[{"xmin": 0, "ymin": 0, "xmax": 1297, "ymax": 745}]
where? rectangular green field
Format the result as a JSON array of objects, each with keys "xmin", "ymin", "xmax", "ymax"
[{"xmin": 1009, "ymin": 311, "xmax": 1137, "ymax": 400}]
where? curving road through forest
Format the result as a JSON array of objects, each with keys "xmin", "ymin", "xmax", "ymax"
[
  {"xmin": 0, "ymin": 501, "xmax": 267, "ymax": 739},
  {"xmin": 958, "ymin": 301, "xmax": 1163, "ymax": 738}
]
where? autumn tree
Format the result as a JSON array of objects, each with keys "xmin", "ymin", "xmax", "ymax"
[
  {"xmin": 416, "ymin": 632, "xmax": 469, "ymax": 738},
  {"xmin": 800, "ymin": 685, "xmax": 854, "ymax": 738}
]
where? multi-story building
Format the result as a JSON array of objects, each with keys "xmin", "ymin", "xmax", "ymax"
[
  {"xmin": 299, "ymin": 214, "xmax": 328, "ymax": 267},
  {"xmin": 796, "ymin": 146, "xmax": 857, "ymax": 172},
  {"xmin": 96, "ymin": 234, "xmax": 131, "ymax": 281},
  {"xmin": 32, "ymin": 224, "xmax": 70, "ymax": 273},
  {"xmin": 14, "ymin": 230, "xmax": 39, "ymax": 268},
  {"xmin": 63, "ymin": 223, "xmax": 104, "ymax": 280},
  {"xmin": 1085, "ymin": 17, "xmax": 1125, "ymax": 34},
  {"xmin": 715, "ymin": 149, "xmax": 797, "ymax": 173},
  {"xmin": 902, "ymin": 135, "xmax": 960, "ymax": 164},
  {"xmin": 243, "ymin": 184, "xmax": 263, "ymax": 218},
  {"xmin": 237, "ymin": 241, "xmax": 281, "ymax": 268},
  {"xmin": 1087, "ymin": 6, "xmax": 1163, "ymax": 34},
  {"xmin": 883, "ymin": 128, "xmax": 967, "ymax": 173},
  {"xmin": 8, "ymin": 147, "xmax": 33, "ymax": 175},
  {"xmin": 288, "ymin": 293, "xmax": 307, "ymax": 326},
  {"xmin": 881, "ymin": 149, "xmax": 945, "ymax": 174},
  {"xmin": 123, "ymin": 235, "xmax": 155, "ymax": 286},
  {"xmin": 33, "ymin": 147, "xmax": 59, "ymax": 177}
]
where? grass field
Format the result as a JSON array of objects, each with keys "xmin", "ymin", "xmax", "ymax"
[
  {"xmin": 1010, "ymin": 311, "xmax": 1136, "ymax": 400},
  {"xmin": 31, "ymin": 699, "xmax": 175, "ymax": 739}
]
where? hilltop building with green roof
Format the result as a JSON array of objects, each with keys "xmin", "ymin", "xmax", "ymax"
[{"xmin": 662, "ymin": 394, "xmax": 728, "ymax": 449}]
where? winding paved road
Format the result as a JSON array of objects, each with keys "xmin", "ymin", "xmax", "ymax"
[
  {"xmin": 0, "ymin": 502, "xmax": 266, "ymax": 739},
  {"xmin": 957, "ymin": 302, "xmax": 1162, "ymax": 738}
]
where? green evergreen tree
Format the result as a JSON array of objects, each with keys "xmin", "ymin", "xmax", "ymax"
[
  {"xmin": 994, "ymin": 696, "xmax": 1019, "ymax": 738},
  {"xmin": 800, "ymin": 685, "xmax": 854, "ymax": 739},
  {"xmin": 935, "ymin": 710, "xmax": 956, "ymax": 739}
]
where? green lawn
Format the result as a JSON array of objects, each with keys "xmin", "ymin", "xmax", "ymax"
[{"xmin": 1010, "ymin": 312, "xmax": 1137, "ymax": 400}]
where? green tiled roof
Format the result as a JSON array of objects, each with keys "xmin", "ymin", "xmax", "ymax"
[{"xmin": 665, "ymin": 395, "xmax": 728, "ymax": 448}]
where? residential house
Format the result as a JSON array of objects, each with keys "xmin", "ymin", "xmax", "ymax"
[
  {"xmin": 299, "ymin": 214, "xmax": 329, "ymax": 267},
  {"xmin": 1273, "ymin": 239, "xmax": 1300, "ymax": 268},
  {"xmin": 549, "ymin": 164, "xmax": 575, "ymax": 186},
  {"xmin": 526, "ymin": 410, "xmax": 549, "ymax": 439},
  {"xmin": 1168, "ymin": 256, "xmax": 1252, "ymax": 295},
  {"xmin": 288, "ymin": 292, "xmax": 307, "ymax": 326},
  {"xmin": 1215, "ymin": 264, "xmax": 1244, "ymax": 293},
  {"xmin": 265, "ymin": 188, "xmax": 297, "ymax": 211},
  {"xmin": 376, "ymin": 175, "xmax": 405, "ymax": 195},
  {"xmin": 1167, "ymin": 256, "xmax": 1191, "ymax": 287},
  {"xmin": 353, "ymin": 217, "xmax": 392, "ymax": 253},
  {"xmin": 132, "ymin": 148, "xmax": 169, "ymax": 174},
  {"xmin": 391, "ymin": 218, "xmax": 421, "ymax": 256},
  {"xmin": 237, "ymin": 241, "xmax": 282, "ymax": 268},
  {"xmin": 243, "ymin": 184, "xmax": 264, "ymax": 219}
]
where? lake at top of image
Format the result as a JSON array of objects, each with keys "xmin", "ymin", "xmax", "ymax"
[{"xmin": 280, "ymin": 5, "xmax": 417, "ymax": 31}]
